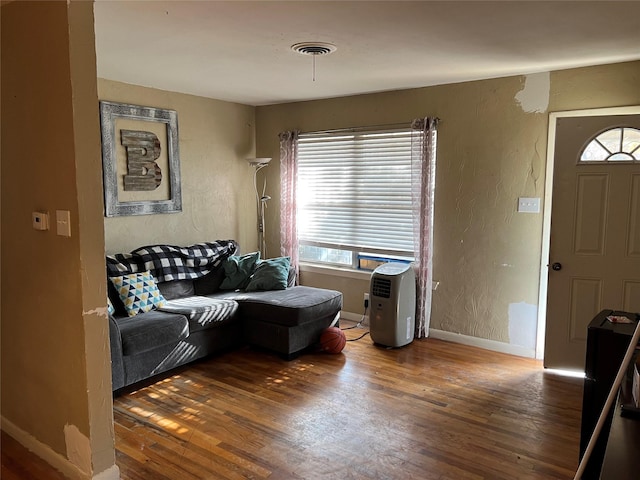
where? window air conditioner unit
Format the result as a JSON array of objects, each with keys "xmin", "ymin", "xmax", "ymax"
[{"xmin": 369, "ymin": 262, "xmax": 416, "ymax": 347}]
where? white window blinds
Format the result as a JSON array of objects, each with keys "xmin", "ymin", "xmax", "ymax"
[{"xmin": 297, "ymin": 128, "xmax": 414, "ymax": 255}]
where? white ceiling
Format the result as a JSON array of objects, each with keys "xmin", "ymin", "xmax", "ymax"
[{"xmin": 94, "ymin": 1, "xmax": 640, "ymax": 107}]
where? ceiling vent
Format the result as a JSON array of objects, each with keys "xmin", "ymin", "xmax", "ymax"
[{"xmin": 291, "ymin": 42, "xmax": 337, "ymax": 56}]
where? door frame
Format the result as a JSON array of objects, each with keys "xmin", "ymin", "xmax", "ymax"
[{"xmin": 537, "ymin": 105, "xmax": 640, "ymax": 362}]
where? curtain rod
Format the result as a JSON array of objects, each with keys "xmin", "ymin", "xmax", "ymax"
[
  {"xmin": 301, "ymin": 121, "xmax": 412, "ymax": 135},
  {"xmin": 300, "ymin": 118, "xmax": 441, "ymax": 136}
]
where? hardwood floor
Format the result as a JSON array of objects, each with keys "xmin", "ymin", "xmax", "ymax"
[
  {"xmin": 2, "ymin": 326, "xmax": 584, "ymax": 479},
  {"xmin": 114, "ymin": 327, "xmax": 583, "ymax": 480}
]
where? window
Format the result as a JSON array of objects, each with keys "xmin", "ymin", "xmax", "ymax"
[
  {"xmin": 580, "ymin": 127, "xmax": 640, "ymax": 162},
  {"xmin": 297, "ymin": 128, "xmax": 415, "ymax": 268}
]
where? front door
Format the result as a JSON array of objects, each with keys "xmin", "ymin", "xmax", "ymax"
[{"xmin": 544, "ymin": 112, "xmax": 640, "ymax": 371}]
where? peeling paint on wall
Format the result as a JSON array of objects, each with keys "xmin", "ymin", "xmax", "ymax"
[
  {"xmin": 515, "ymin": 73, "xmax": 550, "ymax": 113},
  {"xmin": 508, "ymin": 302, "xmax": 537, "ymax": 349},
  {"xmin": 64, "ymin": 424, "xmax": 92, "ymax": 475},
  {"xmin": 83, "ymin": 307, "xmax": 108, "ymax": 317}
]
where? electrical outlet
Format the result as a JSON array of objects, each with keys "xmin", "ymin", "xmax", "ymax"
[
  {"xmin": 364, "ymin": 292, "xmax": 370, "ymax": 308},
  {"xmin": 517, "ymin": 197, "xmax": 540, "ymax": 213}
]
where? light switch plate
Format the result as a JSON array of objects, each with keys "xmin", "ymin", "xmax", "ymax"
[
  {"xmin": 56, "ymin": 210, "xmax": 71, "ymax": 237},
  {"xmin": 518, "ymin": 197, "xmax": 541, "ymax": 213}
]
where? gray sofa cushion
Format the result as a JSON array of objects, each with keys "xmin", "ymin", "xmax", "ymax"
[
  {"xmin": 223, "ymin": 286, "xmax": 342, "ymax": 327},
  {"xmin": 115, "ymin": 310, "xmax": 189, "ymax": 356},
  {"xmin": 108, "ymin": 315, "xmax": 125, "ymax": 390},
  {"xmin": 193, "ymin": 267, "xmax": 226, "ymax": 295},
  {"xmin": 158, "ymin": 279, "xmax": 195, "ymax": 300},
  {"xmin": 158, "ymin": 296, "xmax": 239, "ymax": 333}
]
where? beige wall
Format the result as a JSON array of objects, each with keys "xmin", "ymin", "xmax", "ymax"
[
  {"xmin": 1, "ymin": 1, "xmax": 116, "ymax": 478},
  {"xmin": 98, "ymin": 80, "xmax": 257, "ymax": 254},
  {"xmin": 256, "ymin": 61, "xmax": 640, "ymax": 349}
]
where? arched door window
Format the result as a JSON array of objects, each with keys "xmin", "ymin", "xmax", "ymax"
[{"xmin": 579, "ymin": 127, "xmax": 640, "ymax": 162}]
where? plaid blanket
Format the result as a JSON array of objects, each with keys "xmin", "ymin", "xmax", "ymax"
[{"xmin": 106, "ymin": 240, "xmax": 237, "ymax": 282}]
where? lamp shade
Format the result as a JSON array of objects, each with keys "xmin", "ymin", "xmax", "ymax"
[{"xmin": 247, "ymin": 158, "xmax": 271, "ymax": 166}]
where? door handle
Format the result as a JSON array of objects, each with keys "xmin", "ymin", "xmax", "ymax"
[{"xmin": 551, "ymin": 262, "xmax": 562, "ymax": 271}]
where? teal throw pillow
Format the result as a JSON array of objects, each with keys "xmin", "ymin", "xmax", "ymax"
[
  {"xmin": 246, "ymin": 256, "xmax": 291, "ymax": 292},
  {"xmin": 219, "ymin": 251, "xmax": 260, "ymax": 290},
  {"xmin": 107, "ymin": 296, "xmax": 115, "ymax": 315},
  {"xmin": 109, "ymin": 271, "xmax": 166, "ymax": 317}
]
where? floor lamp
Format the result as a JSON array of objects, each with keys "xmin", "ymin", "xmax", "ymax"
[{"xmin": 247, "ymin": 158, "xmax": 271, "ymax": 258}]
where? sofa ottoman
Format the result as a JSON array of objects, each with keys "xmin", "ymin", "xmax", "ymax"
[{"xmin": 219, "ymin": 286, "xmax": 343, "ymax": 359}]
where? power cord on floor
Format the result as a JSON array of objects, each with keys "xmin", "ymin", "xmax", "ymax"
[
  {"xmin": 347, "ymin": 331, "xmax": 370, "ymax": 342},
  {"xmin": 342, "ymin": 300, "xmax": 370, "ymax": 342}
]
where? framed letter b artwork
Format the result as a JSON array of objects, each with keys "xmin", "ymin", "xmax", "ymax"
[{"xmin": 100, "ymin": 101, "xmax": 182, "ymax": 216}]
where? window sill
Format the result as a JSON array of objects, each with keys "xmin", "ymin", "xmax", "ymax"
[{"xmin": 299, "ymin": 263, "xmax": 372, "ymax": 281}]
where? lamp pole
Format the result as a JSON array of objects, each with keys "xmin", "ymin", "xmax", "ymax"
[{"xmin": 248, "ymin": 158, "xmax": 271, "ymax": 258}]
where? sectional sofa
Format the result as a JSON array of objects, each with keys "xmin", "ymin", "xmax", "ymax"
[{"xmin": 107, "ymin": 240, "xmax": 343, "ymax": 391}]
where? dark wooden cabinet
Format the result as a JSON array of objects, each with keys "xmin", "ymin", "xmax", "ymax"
[{"xmin": 579, "ymin": 309, "xmax": 639, "ymax": 479}]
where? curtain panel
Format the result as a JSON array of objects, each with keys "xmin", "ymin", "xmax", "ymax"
[
  {"xmin": 411, "ymin": 117, "xmax": 439, "ymax": 338},
  {"xmin": 279, "ymin": 130, "xmax": 300, "ymax": 282}
]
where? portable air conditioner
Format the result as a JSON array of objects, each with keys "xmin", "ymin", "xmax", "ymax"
[{"xmin": 369, "ymin": 262, "xmax": 416, "ymax": 347}]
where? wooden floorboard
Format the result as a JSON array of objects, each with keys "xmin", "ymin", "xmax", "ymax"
[{"xmin": 2, "ymin": 326, "xmax": 583, "ymax": 479}]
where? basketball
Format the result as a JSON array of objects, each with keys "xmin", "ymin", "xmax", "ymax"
[{"xmin": 320, "ymin": 326, "xmax": 346, "ymax": 354}]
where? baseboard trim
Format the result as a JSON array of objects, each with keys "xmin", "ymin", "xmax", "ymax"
[
  {"xmin": 1, "ymin": 417, "xmax": 120, "ymax": 480},
  {"xmin": 93, "ymin": 465, "xmax": 121, "ymax": 480},
  {"xmin": 340, "ymin": 311, "xmax": 368, "ymax": 323},
  {"xmin": 340, "ymin": 315, "xmax": 534, "ymax": 358},
  {"xmin": 428, "ymin": 329, "xmax": 536, "ymax": 358}
]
